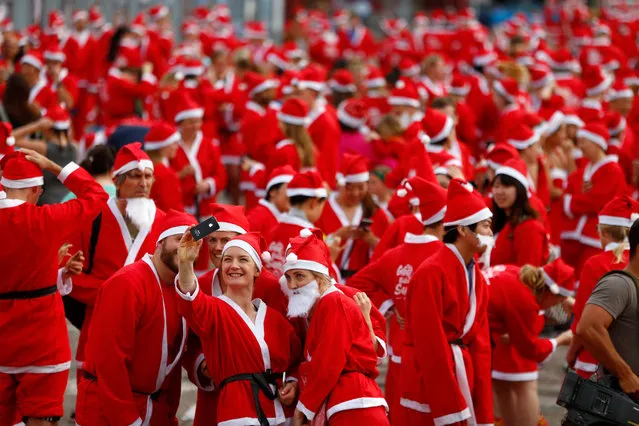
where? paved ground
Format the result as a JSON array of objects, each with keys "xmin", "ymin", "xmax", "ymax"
[{"xmin": 61, "ymin": 323, "xmax": 568, "ymax": 425}]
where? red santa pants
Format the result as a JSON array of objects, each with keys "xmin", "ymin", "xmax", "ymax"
[
  {"xmin": 328, "ymin": 406, "xmax": 390, "ymax": 425},
  {"xmin": 0, "ymin": 370, "xmax": 68, "ymax": 425}
]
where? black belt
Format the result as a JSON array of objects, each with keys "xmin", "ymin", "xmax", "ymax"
[
  {"xmin": 0, "ymin": 285, "xmax": 57, "ymax": 300},
  {"xmin": 450, "ymin": 339, "xmax": 467, "ymax": 349},
  {"xmin": 83, "ymin": 371, "xmax": 162, "ymax": 402},
  {"xmin": 219, "ymin": 369, "xmax": 283, "ymax": 426},
  {"xmin": 339, "ymin": 269, "xmax": 357, "ymax": 279}
]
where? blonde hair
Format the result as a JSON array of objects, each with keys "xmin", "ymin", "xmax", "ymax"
[
  {"xmin": 498, "ymin": 61, "xmax": 530, "ymax": 87},
  {"xmin": 376, "ymin": 114, "xmax": 403, "ymax": 140},
  {"xmin": 284, "ymin": 122, "xmax": 315, "ymax": 167},
  {"xmin": 423, "ymin": 54, "xmax": 443, "ymax": 72},
  {"xmin": 599, "ymin": 224, "xmax": 629, "ymax": 263},
  {"xmin": 311, "ymin": 271, "xmax": 332, "ymax": 288},
  {"xmin": 519, "ymin": 265, "xmax": 546, "ymax": 296}
]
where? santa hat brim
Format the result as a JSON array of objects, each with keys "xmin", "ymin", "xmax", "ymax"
[
  {"xmin": 443, "ymin": 207, "xmax": 492, "ymax": 227},
  {"xmin": 266, "ymin": 174, "xmax": 294, "ymax": 192},
  {"xmin": 217, "ymin": 222, "xmax": 248, "ymax": 234},
  {"xmin": 577, "ymin": 129, "xmax": 607, "ymax": 151},
  {"xmin": 175, "ymin": 108, "xmax": 204, "ymax": 123},
  {"xmin": 585, "ymin": 75, "xmax": 613, "ymax": 97},
  {"xmin": 283, "ymin": 258, "xmax": 329, "ymax": 276},
  {"xmin": 598, "ymin": 215, "xmax": 631, "ymax": 227},
  {"xmin": 1, "ymin": 176, "xmax": 44, "ymax": 189},
  {"xmin": 158, "ymin": 225, "xmax": 189, "ymax": 243},
  {"xmin": 337, "ymin": 106, "xmax": 364, "ymax": 129},
  {"xmin": 222, "ymin": 239, "xmax": 262, "ymax": 270},
  {"xmin": 388, "ymin": 96, "xmax": 420, "ymax": 108},
  {"xmin": 495, "ymin": 165, "xmax": 529, "ymax": 192},
  {"xmin": 277, "ymin": 112, "xmax": 309, "ymax": 127},
  {"xmin": 145, "ymin": 132, "xmax": 181, "ymax": 151},
  {"xmin": 113, "ymin": 159, "xmax": 154, "ymax": 176},
  {"xmin": 287, "ymin": 188, "xmax": 328, "ymax": 198},
  {"xmin": 423, "ymin": 205, "xmax": 447, "ymax": 226}
]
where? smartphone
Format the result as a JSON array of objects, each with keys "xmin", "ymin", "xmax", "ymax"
[
  {"xmin": 359, "ymin": 218, "xmax": 373, "ymax": 229},
  {"xmin": 190, "ymin": 217, "xmax": 220, "ymax": 241}
]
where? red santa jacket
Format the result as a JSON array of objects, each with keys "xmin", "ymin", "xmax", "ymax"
[
  {"xmin": 455, "ymin": 101, "xmax": 479, "ymax": 157},
  {"xmin": 296, "ymin": 286, "xmax": 388, "ymax": 421},
  {"xmin": 307, "ymin": 100, "xmax": 341, "ymax": 189},
  {"xmin": 265, "ymin": 211, "xmax": 316, "ymax": 278},
  {"xmin": 101, "ymin": 68, "xmax": 157, "ymax": 125},
  {"xmin": 341, "ymin": 25, "xmax": 377, "ymax": 60},
  {"xmin": 400, "ymin": 244, "xmax": 493, "ymax": 425},
  {"xmin": 170, "ymin": 132, "xmax": 227, "ymax": 218},
  {"xmin": 63, "ymin": 29, "xmax": 92, "ymax": 79},
  {"xmin": 66, "ymin": 198, "xmax": 165, "ymax": 366},
  {"xmin": 0, "ymin": 163, "xmax": 107, "ymax": 372},
  {"xmin": 572, "ymin": 244, "xmax": 629, "ymax": 374},
  {"xmin": 29, "ymin": 78, "xmax": 57, "ymax": 111},
  {"xmin": 491, "ymin": 218, "xmax": 549, "ymax": 267},
  {"xmin": 561, "ymin": 155, "xmax": 628, "ymax": 247},
  {"xmin": 487, "ymin": 264, "xmax": 558, "ymax": 381},
  {"xmin": 44, "ymin": 68, "xmax": 79, "ymax": 108},
  {"xmin": 77, "ymin": 255, "xmax": 187, "ymax": 426},
  {"xmin": 247, "ymin": 199, "xmax": 281, "ymax": 237},
  {"xmin": 385, "ymin": 137, "xmax": 438, "ymax": 189},
  {"xmin": 150, "ymin": 161, "xmax": 185, "ymax": 213},
  {"xmin": 315, "ymin": 193, "xmax": 389, "ymax": 276},
  {"xmin": 371, "ymin": 213, "xmax": 424, "ymax": 261},
  {"xmin": 240, "ymin": 101, "xmax": 281, "ymax": 164},
  {"xmin": 176, "ymin": 286, "xmax": 302, "ymax": 426}
]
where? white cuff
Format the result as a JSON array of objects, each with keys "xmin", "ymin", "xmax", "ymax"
[
  {"xmin": 57, "ymin": 268, "xmax": 73, "ymax": 296},
  {"xmin": 193, "ymin": 353, "xmax": 215, "ymax": 391},
  {"xmin": 376, "ymin": 336, "xmax": 388, "ymax": 364},
  {"xmin": 204, "ymin": 177, "xmax": 217, "ymax": 198},
  {"xmin": 129, "ymin": 418, "xmax": 143, "ymax": 426},
  {"xmin": 563, "ymin": 194, "xmax": 574, "ymax": 219},
  {"xmin": 142, "ymin": 73, "xmax": 157, "ymax": 85},
  {"xmin": 57, "ymin": 162, "xmax": 80, "ymax": 184},
  {"xmin": 296, "ymin": 400, "xmax": 315, "ymax": 421},
  {"xmin": 176, "ymin": 279, "xmax": 200, "ymax": 301},
  {"xmin": 286, "ymin": 376, "xmax": 299, "ymax": 383},
  {"xmin": 378, "ymin": 298, "xmax": 394, "ymax": 316},
  {"xmin": 540, "ymin": 338, "xmax": 558, "ymax": 365}
]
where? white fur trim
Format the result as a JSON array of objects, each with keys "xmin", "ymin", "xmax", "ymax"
[
  {"xmin": 217, "ymin": 222, "xmax": 248, "ymax": 234},
  {"xmin": 449, "ymin": 85, "xmax": 470, "ymax": 96},
  {"xmin": 158, "ymin": 225, "xmax": 189, "ymax": 243},
  {"xmin": 429, "ymin": 116, "xmax": 454, "ymax": 143},
  {"xmin": 266, "ymin": 174, "xmax": 294, "ymax": 191},
  {"xmin": 598, "ymin": 215, "xmax": 631, "ymax": 227},
  {"xmin": 180, "ymin": 66, "xmax": 204, "ymax": 76},
  {"xmin": 222, "ymin": 239, "xmax": 262, "ymax": 270},
  {"xmin": 57, "ymin": 162, "xmax": 80, "ymax": 184},
  {"xmin": 493, "ymin": 80, "xmax": 515, "ymax": 102},
  {"xmin": 326, "ymin": 397, "xmax": 389, "ymax": 419},
  {"xmin": 543, "ymin": 111, "xmax": 565, "ymax": 136},
  {"xmin": 112, "ymin": 159, "xmax": 154, "ymax": 176},
  {"xmin": 423, "ymin": 205, "xmax": 447, "ymax": 225},
  {"xmin": 577, "ymin": 129, "xmax": 607, "ymax": 151},
  {"xmin": 400, "ymin": 398, "xmax": 431, "ymax": 413},
  {"xmin": 586, "ymin": 75, "xmax": 613, "ymax": 97},
  {"xmin": 433, "ymin": 407, "xmax": 472, "ymax": 426},
  {"xmin": 297, "ymin": 80, "xmax": 325, "ymax": 92},
  {"xmin": 337, "ymin": 105, "xmax": 364, "ymax": 128},
  {"xmin": 491, "ymin": 370, "xmax": 539, "ymax": 381},
  {"xmin": 277, "ymin": 111, "xmax": 309, "ymax": 126},
  {"xmin": 329, "ymin": 80, "xmax": 356, "ymax": 93},
  {"xmin": 44, "ymin": 50, "xmax": 65, "ymax": 62},
  {"xmin": 20, "ymin": 54, "xmax": 42, "ymax": 70},
  {"xmin": 175, "ymin": 108, "xmax": 204, "ymax": 123},
  {"xmin": 542, "ymin": 270, "xmax": 573, "ymax": 296},
  {"xmin": 145, "ymin": 132, "xmax": 181, "ymax": 151},
  {"xmin": 575, "ymin": 359, "xmax": 599, "ymax": 373},
  {"xmin": 608, "ymin": 88, "xmax": 634, "ymax": 101},
  {"xmin": 296, "ymin": 401, "xmax": 315, "ymax": 421},
  {"xmin": 444, "ymin": 207, "xmax": 492, "ymax": 227},
  {"xmin": 249, "ymin": 79, "xmax": 279, "ymax": 98},
  {"xmin": 564, "ymin": 115, "xmax": 585, "ymax": 127},
  {"xmin": 1, "ymin": 176, "xmax": 44, "ymax": 188},
  {"xmin": 6, "ymin": 136, "xmax": 14, "ymax": 147},
  {"xmin": 283, "ymin": 258, "xmax": 330, "ymax": 276},
  {"xmin": 507, "ymin": 133, "xmax": 539, "ymax": 150},
  {"xmin": 366, "ymin": 77, "xmax": 386, "ymax": 88},
  {"xmin": 342, "ymin": 171, "xmax": 370, "ymax": 184},
  {"xmin": 388, "ymin": 96, "xmax": 420, "ymax": 108},
  {"xmin": 287, "ymin": 187, "xmax": 328, "ymax": 198},
  {"xmin": 495, "ymin": 165, "xmax": 529, "ymax": 190},
  {"xmin": 0, "ymin": 361, "xmax": 70, "ymax": 374},
  {"xmin": 609, "ymin": 117, "xmax": 626, "ymax": 137}
]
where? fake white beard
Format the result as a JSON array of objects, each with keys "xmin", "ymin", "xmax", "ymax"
[
  {"xmin": 125, "ymin": 198, "xmax": 155, "ymax": 230},
  {"xmin": 279, "ymin": 277, "xmax": 321, "ymax": 318},
  {"xmin": 477, "ymin": 234, "xmax": 495, "ymax": 269}
]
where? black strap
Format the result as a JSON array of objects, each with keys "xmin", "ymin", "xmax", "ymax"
[
  {"xmin": 219, "ymin": 370, "xmax": 282, "ymax": 426},
  {"xmin": 84, "ymin": 212, "xmax": 102, "ymax": 275},
  {"xmin": 0, "ymin": 285, "xmax": 58, "ymax": 300},
  {"xmin": 450, "ymin": 339, "xmax": 467, "ymax": 349},
  {"xmin": 83, "ymin": 371, "xmax": 162, "ymax": 401}
]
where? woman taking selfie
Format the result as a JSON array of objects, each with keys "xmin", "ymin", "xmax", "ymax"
[
  {"xmin": 490, "ymin": 158, "xmax": 549, "ymax": 267},
  {"xmin": 488, "ymin": 258, "xmax": 574, "ymax": 426},
  {"xmin": 279, "ymin": 230, "xmax": 389, "ymax": 425},
  {"xmin": 176, "ymin": 231, "xmax": 302, "ymax": 425}
]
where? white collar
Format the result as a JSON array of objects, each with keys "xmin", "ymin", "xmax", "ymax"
[
  {"xmin": 258, "ymin": 198, "xmax": 282, "ymax": 218},
  {"xmin": 605, "ymin": 242, "xmax": 628, "ymax": 252},
  {"xmin": 584, "ymin": 155, "xmax": 618, "ymax": 181},
  {"xmin": 582, "ymin": 99, "xmax": 602, "ymax": 110},
  {"xmin": 246, "ymin": 101, "xmax": 266, "ymax": 116},
  {"xmin": 279, "ymin": 211, "xmax": 314, "ymax": 229},
  {"xmin": 404, "ymin": 233, "xmax": 439, "ymax": 244},
  {"xmin": 0, "ymin": 198, "xmax": 26, "ymax": 209},
  {"xmin": 320, "ymin": 285, "xmax": 343, "ymax": 299}
]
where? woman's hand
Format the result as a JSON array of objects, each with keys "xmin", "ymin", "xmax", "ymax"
[
  {"xmin": 178, "ymin": 228, "xmax": 202, "ymax": 265},
  {"xmin": 354, "ymin": 228, "xmax": 379, "ymax": 247},
  {"xmin": 63, "ymin": 250, "xmax": 85, "ymax": 280},
  {"xmin": 326, "ymin": 235, "xmax": 345, "ymax": 262},
  {"xmin": 278, "ymin": 380, "xmax": 299, "ymax": 407}
]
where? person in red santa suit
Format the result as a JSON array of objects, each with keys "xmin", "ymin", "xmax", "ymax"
[
  {"xmin": 268, "ymin": 97, "xmax": 317, "ymax": 172},
  {"xmin": 264, "ymin": 170, "xmax": 327, "ymax": 277},
  {"xmin": 316, "ymin": 154, "xmax": 390, "ymax": 279},
  {"xmin": 0, "ymin": 149, "xmax": 108, "ymax": 426},
  {"xmin": 63, "ymin": 10, "xmax": 91, "ymax": 79},
  {"xmin": 387, "ymin": 79, "xmax": 424, "ymax": 141},
  {"xmin": 126, "ymin": 13, "xmax": 169, "ymax": 80},
  {"xmin": 42, "ymin": 44, "xmax": 78, "ymax": 111},
  {"xmin": 487, "ymin": 260, "xmax": 574, "ymax": 426},
  {"xmin": 421, "ymin": 54, "xmax": 449, "ymax": 101},
  {"xmin": 176, "ymin": 231, "xmax": 302, "ymax": 426},
  {"xmin": 65, "ymin": 143, "xmax": 166, "ymax": 378},
  {"xmin": 398, "ymin": 178, "xmax": 494, "ymax": 426},
  {"xmin": 247, "ymin": 165, "xmax": 295, "ymax": 236},
  {"xmin": 577, "ymin": 65, "xmax": 612, "ymax": 124},
  {"xmin": 144, "ymin": 121, "xmax": 184, "ymax": 212},
  {"xmin": 348, "ymin": 178, "xmax": 447, "ymax": 423},
  {"xmin": 147, "ymin": 5, "xmax": 174, "ymax": 61},
  {"xmin": 170, "ymin": 93, "xmax": 227, "ymax": 219},
  {"xmin": 271, "ymin": 230, "xmax": 387, "ymax": 425},
  {"xmin": 19, "ymin": 52, "xmax": 57, "ymax": 113},
  {"xmin": 295, "ymin": 66, "xmax": 341, "ymax": 189},
  {"xmin": 561, "ymin": 122, "xmax": 628, "ymax": 274},
  {"xmin": 361, "ymin": 65, "xmax": 390, "ymax": 129},
  {"xmin": 490, "ymin": 158, "xmax": 549, "ymax": 267},
  {"xmin": 75, "ymin": 210, "xmax": 195, "ymax": 426},
  {"xmin": 335, "ymin": 10, "xmax": 377, "ymax": 61},
  {"xmin": 566, "ymin": 196, "xmax": 635, "ymax": 379}
]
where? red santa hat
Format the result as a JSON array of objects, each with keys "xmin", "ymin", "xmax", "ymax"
[
  {"xmin": 266, "ymin": 165, "xmax": 296, "ymax": 193},
  {"xmin": 0, "ymin": 151, "xmax": 44, "ymax": 189},
  {"xmin": 72, "ymin": 9, "xmax": 88, "ymax": 23},
  {"xmin": 283, "ymin": 229, "xmax": 331, "ymax": 276},
  {"xmin": 148, "ymin": 5, "xmax": 169, "ymax": 21},
  {"xmin": 48, "ymin": 10, "xmax": 64, "ymax": 29},
  {"xmin": 244, "ymin": 71, "xmax": 279, "ymax": 98},
  {"xmin": 607, "ymin": 79, "xmax": 634, "ymax": 102},
  {"xmin": 45, "ymin": 104, "xmax": 70, "ymax": 131},
  {"xmin": 598, "ymin": 195, "xmax": 638, "ymax": 227},
  {"xmin": 115, "ymin": 45, "xmax": 143, "ymax": 69},
  {"xmin": 472, "ymin": 48, "xmax": 498, "ymax": 68},
  {"xmin": 449, "ymin": 74, "xmax": 470, "ymax": 97},
  {"xmin": 0, "ymin": 18, "xmax": 13, "ymax": 32},
  {"xmin": 112, "ymin": 142, "xmax": 154, "ymax": 176},
  {"xmin": 130, "ymin": 13, "xmax": 147, "ymax": 37},
  {"xmin": 337, "ymin": 153, "xmax": 369, "ymax": 186},
  {"xmin": 564, "ymin": 108, "xmax": 585, "ymax": 128},
  {"xmin": 181, "ymin": 19, "xmax": 200, "ymax": 37},
  {"xmin": 20, "ymin": 51, "xmax": 43, "ymax": 70},
  {"xmin": 506, "ymin": 123, "xmax": 539, "ymax": 150},
  {"xmin": 495, "ymin": 158, "xmax": 530, "ymax": 191},
  {"xmin": 333, "ymin": 9, "xmax": 349, "ymax": 27},
  {"xmin": 282, "ymin": 41, "xmax": 305, "ymax": 60},
  {"xmin": 88, "ymin": 6, "xmax": 104, "ymax": 27},
  {"xmin": 43, "ymin": 43, "xmax": 66, "ymax": 62},
  {"xmin": 144, "ymin": 121, "xmax": 180, "ymax": 151},
  {"xmin": 180, "ymin": 57, "xmax": 205, "ymax": 77},
  {"xmin": 606, "ymin": 112, "xmax": 626, "ymax": 137},
  {"xmin": 244, "ymin": 20, "xmax": 267, "ymax": 39},
  {"xmin": 486, "ymin": 143, "xmax": 519, "ymax": 170},
  {"xmin": 210, "ymin": 203, "xmax": 250, "ymax": 234},
  {"xmin": 287, "ymin": 170, "xmax": 327, "ymax": 198},
  {"xmin": 422, "ymin": 109, "xmax": 454, "ymax": 144},
  {"xmin": 157, "ymin": 209, "xmax": 197, "ymax": 243},
  {"xmin": 397, "ymin": 177, "xmax": 447, "ymax": 225},
  {"xmin": 541, "ymin": 110, "xmax": 566, "ymax": 137},
  {"xmin": 380, "ymin": 18, "xmax": 407, "ymax": 37},
  {"xmin": 443, "ymin": 179, "xmax": 492, "ymax": 227},
  {"xmin": 577, "ymin": 122, "xmax": 609, "ymax": 152},
  {"xmin": 582, "ymin": 65, "xmax": 613, "ymax": 97},
  {"xmin": 492, "ymin": 77, "xmax": 519, "ymax": 103},
  {"xmin": 541, "ymin": 258, "xmax": 575, "ymax": 297},
  {"xmin": 388, "ymin": 79, "xmax": 420, "ymax": 108},
  {"xmin": 399, "ymin": 58, "xmax": 421, "ymax": 77},
  {"xmin": 0, "ymin": 122, "xmax": 14, "ymax": 160},
  {"xmin": 364, "ymin": 65, "xmax": 386, "ymax": 90},
  {"xmin": 267, "ymin": 49, "xmax": 291, "ymax": 71},
  {"xmin": 192, "ymin": 6, "xmax": 212, "ymax": 22},
  {"xmin": 222, "ymin": 232, "xmax": 271, "ymax": 271},
  {"xmin": 279, "ymin": 69, "xmax": 299, "ymax": 96},
  {"xmin": 174, "ymin": 93, "xmax": 204, "ymax": 123},
  {"xmin": 329, "ymin": 69, "xmax": 356, "ymax": 93},
  {"xmin": 295, "ymin": 66, "xmax": 325, "ymax": 92},
  {"xmin": 277, "ymin": 97, "xmax": 309, "ymax": 126},
  {"xmin": 529, "ymin": 63, "xmax": 554, "ymax": 90},
  {"xmin": 337, "ymin": 99, "xmax": 367, "ymax": 129}
]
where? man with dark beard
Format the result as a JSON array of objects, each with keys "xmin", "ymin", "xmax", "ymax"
[
  {"xmin": 65, "ymin": 142, "xmax": 166, "ymax": 378},
  {"xmin": 75, "ymin": 210, "xmax": 196, "ymax": 425}
]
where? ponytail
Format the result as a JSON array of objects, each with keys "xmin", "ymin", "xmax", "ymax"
[
  {"xmin": 285, "ymin": 123, "xmax": 315, "ymax": 167},
  {"xmin": 599, "ymin": 224, "xmax": 629, "ymax": 264},
  {"xmin": 520, "ymin": 265, "xmax": 546, "ymax": 296}
]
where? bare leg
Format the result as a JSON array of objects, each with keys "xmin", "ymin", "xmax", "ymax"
[
  {"xmin": 511, "ymin": 380, "xmax": 540, "ymax": 426},
  {"xmin": 492, "ymin": 379, "xmax": 516, "ymax": 425}
]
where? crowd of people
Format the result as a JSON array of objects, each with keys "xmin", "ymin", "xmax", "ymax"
[{"xmin": 4, "ymin": 1, "xmax": 639, "ymax": 425}]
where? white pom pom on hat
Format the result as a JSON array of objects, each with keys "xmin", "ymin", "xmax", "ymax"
[
  {"xmin": 405, "ymin": 182, "xmax": 413, "ymax": 191},
  {"xmin": 397, "ymin": 188, "xmax": 408, "ymax": 197},
  {"xmin": 6, "ymin": 136, "xmax": 15, "ymax": 147},
  {"xmin": 261, "ymin": 251, "xmax": 272, "ymax": 262},
  {"xmin": 300, "ymin": 228, "xmax": 313, "ymax": 238},
  {"xmin": 286, "ymin": 253, "xmax": 298, "ymax": 264}
]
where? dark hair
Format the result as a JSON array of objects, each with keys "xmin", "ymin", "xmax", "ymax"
[
  {"xmin": 629, "ymin": 219, "xmax": 639, "ymax": 259},
  {"xmin": 80, "ymin": 145, "xmax": 116, "ymax": 176},
  {"xmin": 3, "ymin": 73, "xmax": 40, "ymax": 127},
  {"xmin": 362, "ymin": 192, "xmax": 378, "ymax": 219},
  {"xmin": 492, "ymin": 174, "xmax": 539, "ymax": 234},
  {"xmin": 338, "ymin": 119, "xmax": 360, "ymax": 133},
  {"xmin": 332, "ymin": 91, "xmax": 355, "ymax": 108},
  {"xmin": 265, "ymin": 182, "xmax": 285, "ymax": 202},
  {"xmin": 443, "ymin": 222, "xmax": 478, "ymax": 244},
  {"xmin": 424, "ymin": 220, "xmax": 443, "ymax": 232},
  {"xmin": 289, "ymin": 194, "xmax": 326, "ymax": 207},
  {"xmin": 107, "ymin": 26, "xmax": 130, "ymax": 64},
  {"xmin": 431, "ymin": 96, "xmax": 456, "ymax": 111}
]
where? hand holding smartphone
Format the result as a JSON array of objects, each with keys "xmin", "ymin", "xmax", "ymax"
[{"xmin": 190, "ymin": 217, "xmax": 220, "ymax": 241}]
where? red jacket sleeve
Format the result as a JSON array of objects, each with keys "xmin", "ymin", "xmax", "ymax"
[
  {"xmin": 505, "ymin": 294, "xmax": 556, "ymax": 364},
  {"xmin": 348, "ymin": 254, "xmax": 395, "ymax": 312},
  {"xmin": 175, "ymin": 283, "xmax": 223, "ymax": 337}
]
